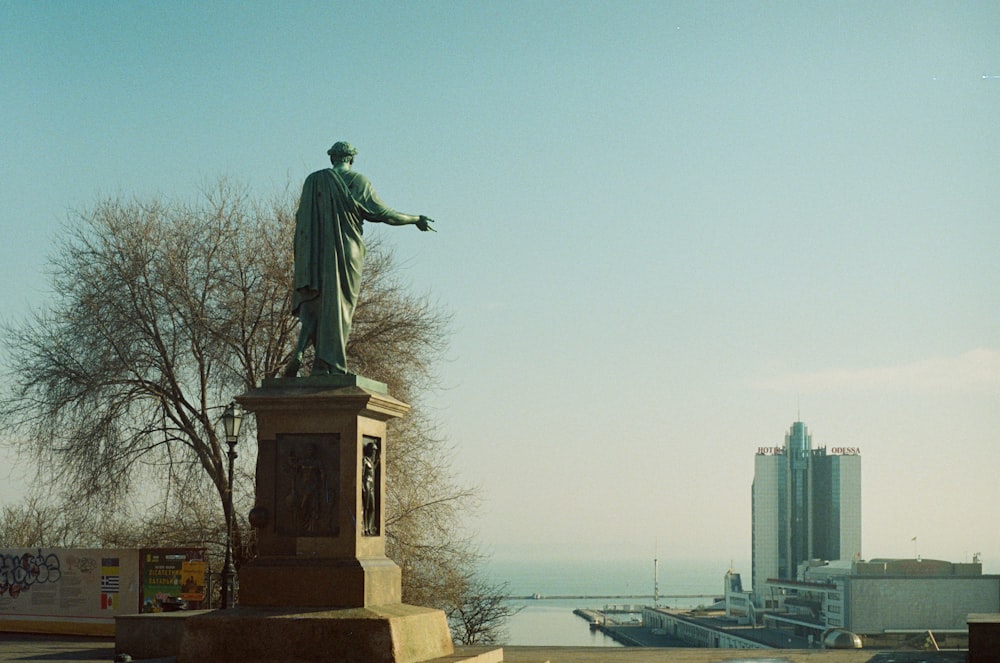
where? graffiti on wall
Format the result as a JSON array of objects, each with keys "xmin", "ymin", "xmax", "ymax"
[
  {"xmin": 0, "ymin": 548, "xmax": 134, "ymax": 635},
  {"xmin": 0, "ymin": 549, "xmax": 62, "ymax": 599}
]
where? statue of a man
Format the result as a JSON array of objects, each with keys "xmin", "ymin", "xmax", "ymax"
[{"xmin": 283, "ymin": 142, "xmax": 434, "ymax": 377}]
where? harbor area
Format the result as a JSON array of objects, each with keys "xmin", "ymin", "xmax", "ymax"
[{"xmin": 569, "ymin": 604, "xmax": 805, "ymax": 649}]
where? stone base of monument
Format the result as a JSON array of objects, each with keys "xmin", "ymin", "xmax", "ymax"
[
  {"xmin": 116, "ymin": 611, "xmax": 211, "ymax": 660},
  {"xmin": 238, "ymin": 556, "xmax": 402, "ymax": 607},
  {"xmin": 165, "ymin": 378, "xmax": 493, "ymax": 663},
  {"xmin": 177, "ymin": 603, "xmax": 458, "ymax": 663}
]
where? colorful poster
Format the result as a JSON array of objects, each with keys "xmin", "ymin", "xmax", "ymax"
[
  {"xmin": 179, "ymin": 560, "xmax": 207, "ymax": 602},
  {"xmin": 140, "ymin": 548, "xmax": 207, "ymax": 612}
]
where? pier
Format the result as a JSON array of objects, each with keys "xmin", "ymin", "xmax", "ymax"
[{"xmin": 572, "ymin": 608, "xmax": 687, "ymax": 648}]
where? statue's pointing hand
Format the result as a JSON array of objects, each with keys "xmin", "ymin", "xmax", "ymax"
[{"xmin": 417, "ymin": 215, "xmax": 436, "ymax": 232}]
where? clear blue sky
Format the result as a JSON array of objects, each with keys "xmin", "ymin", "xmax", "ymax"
[{"xmin": 2, "ymin": 1, "xmax": 998, "ymax": 575}]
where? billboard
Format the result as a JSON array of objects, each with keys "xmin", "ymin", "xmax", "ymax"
[
  {"xmin": 0, "ymin": 547, "xmax": 207, "ymax": 635},
  {"xmin": 139, "ymin": 548, "xmax": 207, "ymax": 612},
  {"xmin": 0, "ymin": 548, "xmax": 140, "ymax": 636}
]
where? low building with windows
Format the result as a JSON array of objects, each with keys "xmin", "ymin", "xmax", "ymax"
[
  {"xmin": 756, "ymin": 557, "xmax": 999, "ymax": 649},
  {"xmin": 723, "ymin": 570, "xmax": 754, "ymax": 624}
]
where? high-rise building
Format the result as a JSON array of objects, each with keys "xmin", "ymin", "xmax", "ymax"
[{"xmin": 751, "ymin": 421, "xmax": 861, "ymax": 607}]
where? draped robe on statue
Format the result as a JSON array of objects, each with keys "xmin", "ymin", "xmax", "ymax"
[{"xmin": 292, "ymin": 167, "xmax": 401, "ymax": 374}]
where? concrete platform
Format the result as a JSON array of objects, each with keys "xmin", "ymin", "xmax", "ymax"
[
  {"xmin": 116, "ymin": 610, "xmax": 211, "ymax": 660},
  {"xmin": 0, "ymin": 633, "xmax": 500, "ymax": 662},
  {"xmin": 0, "ymin": 635, "xmax": 970, "ymax": 663},
  {"xmin": 177, "ymin": 604, "xmax": 455, "ymax": 663}
]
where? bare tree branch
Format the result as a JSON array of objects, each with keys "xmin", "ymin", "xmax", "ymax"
[{"xmin": 0, "ymin": 179, "xmax": 513, "ymax": 640}]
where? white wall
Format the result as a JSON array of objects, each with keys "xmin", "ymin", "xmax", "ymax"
[
  {"xmin": 848, "ymin": 576, "xmax": 1000, "ymax": 633},
  {"xmin": 0, "ymin": 548, "xmax": 141, "ymax": 636}
]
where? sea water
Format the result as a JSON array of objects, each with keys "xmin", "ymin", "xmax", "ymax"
[{"xmin": 486, "ymin": 556, "xmax": 737, "ymax": 646}]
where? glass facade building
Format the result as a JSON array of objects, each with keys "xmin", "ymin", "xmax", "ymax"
[{"xmin": 751, "ymin": 421, "xmax": 861, "ymax": 607}]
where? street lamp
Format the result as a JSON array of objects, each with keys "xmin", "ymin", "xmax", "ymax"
[{"xmin": 221, "ymin": 401, "xmax": 243, "ymax": 609}]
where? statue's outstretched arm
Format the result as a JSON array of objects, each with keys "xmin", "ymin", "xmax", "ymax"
[{"xmin": 374, "ymin": 211, "xmax": 436, "ymax": 231}]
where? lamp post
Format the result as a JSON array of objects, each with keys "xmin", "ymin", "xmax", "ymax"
[{"xmin": 221, "ymin": 401, "xmax": 243, "ymax": 609}]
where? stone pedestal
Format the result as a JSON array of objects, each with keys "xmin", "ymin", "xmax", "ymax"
[
  {"xmin": 178, "ymin": 375, "xmax": 455, "ymax": 663},
  {"xmin": 179, "ymin": 604, "xmax": 454, "ymax": 663},
  {"xmin": 969, "ymin": 613, "xmax": 1000, "ymax": 663}
]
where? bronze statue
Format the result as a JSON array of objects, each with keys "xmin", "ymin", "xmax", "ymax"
[
  {"xmin": 362, "ymin": 439, "xmax": 380, "ymax": 537},
  {"xmin": 284, "ymin": 142, "xmax": 435, "ymax": 377}
]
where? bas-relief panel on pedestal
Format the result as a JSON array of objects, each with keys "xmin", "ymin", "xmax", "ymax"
[{"xmin": 276, "ymin": 434, "xmax": 340, "ymax": 537}]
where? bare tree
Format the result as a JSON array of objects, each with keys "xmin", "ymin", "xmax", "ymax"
[
  {"xmin": 447, "ymin": 576, "xmax": 521, "ymax": 646},
  {"xmin": 0, "ymin": 182, "xmax": 289, "ymax": 563},
  {"xmin": 0, "ymin": 179, "xmax": 433, "ymax": 553},
  {"xmin": 0, "ymin": 495, "xmax": 88, "ymax": 548},
  {"xmin": 0, "ymin": 179, "xmax": 514, "ymax": 641}
]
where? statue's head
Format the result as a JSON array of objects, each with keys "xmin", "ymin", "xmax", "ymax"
[{"xmin": 327, "ymin": 141, "xmax": 358, "ymax": 164}]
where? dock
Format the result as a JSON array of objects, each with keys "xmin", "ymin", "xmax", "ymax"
[{"xmin": 572, "ymin": 609, "xmax": 688, "ymax": 648}]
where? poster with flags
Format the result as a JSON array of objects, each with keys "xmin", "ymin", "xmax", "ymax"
[{"xmin": 100, "ymin": 558, "xmax": 119, "ymax": 610}]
